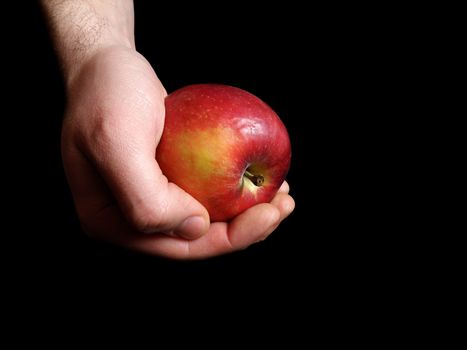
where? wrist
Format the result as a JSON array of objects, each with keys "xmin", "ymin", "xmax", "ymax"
[
  {"xmin": 64, "ymin": 36, "xmax": 134, "ymax": 87},
  {"xmin": 42, "ymin": 0, "xmax": 135, "ymax": 86}
]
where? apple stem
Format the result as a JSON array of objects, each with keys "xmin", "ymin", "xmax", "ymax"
[{"xmin": 244, "ymin": 170, "xmax": 264, "ymax": 187}]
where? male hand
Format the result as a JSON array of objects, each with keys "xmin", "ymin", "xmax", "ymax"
[{"xmin": 44, "ymin": 1, "xmax": 295, "ymax": 259}]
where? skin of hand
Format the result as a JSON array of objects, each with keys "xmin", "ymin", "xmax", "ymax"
[{"xmin": 44, "ymin": 1, "xmax": 295, "ymax": 259}]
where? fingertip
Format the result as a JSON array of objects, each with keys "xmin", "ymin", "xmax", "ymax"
[
  {"xmin": 281, "ymin": 196, "xmax": 295, "ymax": 218},
  {"xmin": 278, "ymin": 181, "xmax": 290, "ymax": 194},
  {"xmin": 173, "ymin": 214, "xmax": 210, "ymax": 240},
  {"xmin": 263, "ymin": 205, "xmax": 281, "ymax": 238},
  {"xmin": 271, "ymin": 193, "xmax": 295, "ymax": 220}
]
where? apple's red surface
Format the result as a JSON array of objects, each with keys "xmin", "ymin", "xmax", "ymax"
[{"xmin": 157, "ymin": 84, "xmax": 291, "ymax": 222}]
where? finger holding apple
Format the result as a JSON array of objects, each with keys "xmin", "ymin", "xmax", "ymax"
[{"xmin": 87, "ymin": 179, "xmax": 294, "ymax": 259}]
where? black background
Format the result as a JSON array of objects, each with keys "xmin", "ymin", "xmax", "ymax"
[
  {"xmin": 4, "ymin": 2, "xmax": 413, "ymax": 306},
  {"xmin": 1, "ymin": 2, "xmax": 451, "ymax": 343}
]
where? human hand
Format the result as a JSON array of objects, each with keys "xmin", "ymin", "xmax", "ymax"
[
  {"xmin": 62, "ymin": 46, "xmax": 294, "ymax": 259},
  {"xmin": 43, "ymin": 0, "xmax": 295, "ymax": 259}
]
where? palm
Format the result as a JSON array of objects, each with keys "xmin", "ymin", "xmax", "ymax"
[{"xmin": 62, "ymin": 46, "xmax": 294, "ymax": 259}]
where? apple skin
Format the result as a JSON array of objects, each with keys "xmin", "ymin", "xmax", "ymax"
[{"xmin": 156, "ymin": 84, "xmax": 291, "ymax": 222}]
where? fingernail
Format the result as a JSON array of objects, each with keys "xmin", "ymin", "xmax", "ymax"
[{"xmin": 174, "ymin": 216, "xmax": 207, "ymax": 239}]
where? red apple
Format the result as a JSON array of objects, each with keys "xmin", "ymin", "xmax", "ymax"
[{"xmin": 156, "ymin": 84, "xmax": 291, "ymax": 222}]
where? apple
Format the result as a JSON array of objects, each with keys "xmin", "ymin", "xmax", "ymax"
[{"xmin": 156, "ymin": 84, "xmax": 291, "ymax": 222}]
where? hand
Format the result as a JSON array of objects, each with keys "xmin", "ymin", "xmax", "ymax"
[
  {"xmin": 42, "ymin": 0, "xmax": 295, "ymax": 259},
  {"xmin": 62, "ymin": 46, "xmax": 295, "ymax": 259}
]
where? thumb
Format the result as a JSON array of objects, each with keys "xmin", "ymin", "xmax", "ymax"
[
  {"xmin": 136, "ymin": 176, "xmax": 211, "ymax": 239},
  {"xmin": 112, "ymin": 155, "xmax": 210, "ymax": 239},
  {"xmin": 80, "ymin": 136, "xmax": 210, "ymax": 240}
]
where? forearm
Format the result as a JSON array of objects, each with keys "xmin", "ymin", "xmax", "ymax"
[{"xmin": 41, "ymin": 0, "xmax": 135, "ymax": 83}]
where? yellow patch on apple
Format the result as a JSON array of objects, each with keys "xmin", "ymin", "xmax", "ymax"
[{"xmin": 174, "ymin": 127, "xmax": 237, "ymax": 179}]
